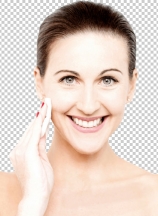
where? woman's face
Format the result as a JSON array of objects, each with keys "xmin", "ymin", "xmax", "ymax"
[{"xmin": 35, "ymin": 31, "xmax": 137, "ymax": 154}]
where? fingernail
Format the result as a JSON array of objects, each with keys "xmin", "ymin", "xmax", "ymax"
[
  {"xmin": 36, "ymin": 111, "xmax": 39, "ymax": 117},
  {"xmin": 41, "ymin": 102, "xmax": 44, "ymax": 108}
]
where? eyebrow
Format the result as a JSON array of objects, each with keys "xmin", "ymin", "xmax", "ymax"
[{"xmin": 54, "ymin": 68, "xmax": 122, "ymax": 77}]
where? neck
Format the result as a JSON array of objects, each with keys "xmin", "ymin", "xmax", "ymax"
[{"xmin": 47, "ymin": 132, "xmax": 120, "ymax": 192}]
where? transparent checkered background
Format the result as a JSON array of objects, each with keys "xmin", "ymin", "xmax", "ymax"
[{"xmin": 0, "ymin": 0, "xmax": 157, "ymax": 174}]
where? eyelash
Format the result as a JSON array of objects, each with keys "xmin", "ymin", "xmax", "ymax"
[{"xmin": 59, "ymin": 75, "xmax": 118, "ymax": 87}]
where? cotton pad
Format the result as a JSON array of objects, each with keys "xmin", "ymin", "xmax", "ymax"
[{"xmin": 40, "ymin": 97, "xmax": 51, "ymax": 138}]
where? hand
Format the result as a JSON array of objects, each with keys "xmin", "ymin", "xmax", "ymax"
[{"xmin": 9, "ymin": 100, "xmax": 54, "ymax": 205}]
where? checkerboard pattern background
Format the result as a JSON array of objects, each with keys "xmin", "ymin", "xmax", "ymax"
[{"xmin": 0, "ymin": 1, "xmax": 157, "ymax": 174}]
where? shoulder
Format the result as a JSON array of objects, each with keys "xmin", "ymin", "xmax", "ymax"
[
  {"xmin": 130, "ymin": 172, "xmax": 158, "ymax": 214},
  {"xmin": 126, "ymin": 168, "xmax": 158, "ymax": 214},
  {"xmin": 0, "ymin": 171, "xmax": 22, "ymax": 215},
  {"xmin": 138, "ymin": 172, "xmax": 158, "ymax": 191},
  {"xmin": 117, "ymin": 157, "xmax": 158, "ymax": 196},
  {"xmin": 140, "ymin": 173, "xmax": 158, "ymax": 213},
  {"xmin": 126, "ymin": 160, "xmax": 158, "ymax": 194},
  {"xmin": 143, "ymin": 173, "xmax": 158, "ymax": 195}
]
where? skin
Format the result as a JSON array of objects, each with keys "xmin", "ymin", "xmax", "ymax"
[
  {"xmin": 0, "ymin": 31, "xmax": 157, "ymax": 216},
  {"xmin": 34, "ymin": 31, "xmax": 138, "ymax": 184},
  {"xmin": 32, "ymin": 31, "xmax": 158, "ymax": 214}
]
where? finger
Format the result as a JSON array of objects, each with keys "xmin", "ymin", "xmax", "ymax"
[
  {"xmin": 27, "ymin": 101, "xmax": 48, "ymax": 152},
  {"xmin": 40, "ymin": 97, "xmax": 51, "ymax": 138},
  {"xmin": 8, "ymin": 101, "xmax": 46, "ymax": 164},
  {"xmin": 38, "ymin": 134, "xmax": 49, "ymax": 162},
  {"xmin": 14, "ymin": 101, "xmax": 44, "ymax": 149}
]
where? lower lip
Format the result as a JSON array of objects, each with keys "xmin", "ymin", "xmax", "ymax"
[{"xmin": 68, "ymin": 116, "xmax": 108, "ymax": 133}]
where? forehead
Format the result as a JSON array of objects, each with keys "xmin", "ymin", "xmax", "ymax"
[{"xmin": 47, "ymin": 31, "xmax": 129, "ymax": 74}]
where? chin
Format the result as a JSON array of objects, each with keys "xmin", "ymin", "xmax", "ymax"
[{"xmin": 71, "ymin": 140, "xmax": 106, "ymax": 155}]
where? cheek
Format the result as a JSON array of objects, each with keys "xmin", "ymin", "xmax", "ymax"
[
  {"xmin": 111, "ymin": 98, "xmax": 125, "ymax": 113},
  {"xmin": 104, "ymin": 92, "xmax": 126, "ymax": 134},
  {"xmin": 102, "ymin": 91, "xmax": 126, "ymax": 115},
  {"xmin": 50, "ymin": 89, "xmax": 75, "ymax": 113},
  {"xmin": 49, "ymin": 85, "xmax": 126, "ymax": 114}
]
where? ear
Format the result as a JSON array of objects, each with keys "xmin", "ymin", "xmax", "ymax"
[
  {"xmin": 127, "ymin": 68, "xmax": 138, "ymax": 102},
  {"xmin": 33, "ymin": 66, "xmax": 45, "ymax": 101}
]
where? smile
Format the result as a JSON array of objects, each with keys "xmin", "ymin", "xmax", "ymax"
[{"xmin": 67, "ymin": 115, "xmax": 108, "ymax": 133}]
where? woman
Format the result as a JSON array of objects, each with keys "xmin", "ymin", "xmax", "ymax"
[{"xmin": 0, "ymin": 1, "xmax": 158, "ymax": 215}]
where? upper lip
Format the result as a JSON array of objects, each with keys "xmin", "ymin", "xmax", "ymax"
[{"xmin": 68, "ymin": 115, "xmax": 107, "ymax": 121}]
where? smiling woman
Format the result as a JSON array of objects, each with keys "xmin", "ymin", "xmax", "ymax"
[{"xmin": 1, "ymin": 1, "xmax": 158, "ymax": 216}]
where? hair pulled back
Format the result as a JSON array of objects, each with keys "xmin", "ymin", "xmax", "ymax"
[{"xmin": 37, "ymin": 1, "xmax": 136, "ymax": 80}]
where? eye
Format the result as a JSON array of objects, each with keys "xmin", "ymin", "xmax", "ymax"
[
  {"xmin": 102, "ymin": 76, "xmax": 118, "ymax": 86},
  {"xmin": 59, "ymin": 75, "xmax": 118, "ymax": 87},
  {"xmin": 59, "ymin": 76, "xmax": 76, "ymax": 86}
]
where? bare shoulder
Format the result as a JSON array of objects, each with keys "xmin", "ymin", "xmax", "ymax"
[
  {"xmin": 117, "ymin": 157, "xmax": 158, "ymax": 193},
  {"xmin": 142, "ymin": 172, "xmax": 158, "ymax": 195},
  {"xmin": 141, "ymin": 173, "xmax": 158, "ymax": 214},
  {"xmin": 120, "ymin": 159, "xmax": 158, "ymax": 213},
  {"xmin": 0, "ymin": 171, "xmax": 22, "ymax": 215},
  {"xmin": 144, "ymin": 172, "xmax": 158, "ymax": 184},
  {"xmin": 116, "ymin": 156, "xmax": 152, "ymax": 179}
]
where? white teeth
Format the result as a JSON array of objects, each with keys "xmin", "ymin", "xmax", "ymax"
[{"xmin": 72, "ymin": 117, "xmax": 103, "ymax": 128}]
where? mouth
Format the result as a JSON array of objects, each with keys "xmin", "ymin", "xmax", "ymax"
[
  {"xmin": 67, "ymin": 115, "xmax": 108, "ymax": 133},
  {"xmin": 67, "ymin": 115, "xmax": 106, "ymax": 123}
]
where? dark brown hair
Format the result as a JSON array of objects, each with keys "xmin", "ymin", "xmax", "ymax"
[{"xmin": 37, "ymin": 1, "xmax": 136, "ymax": 80}]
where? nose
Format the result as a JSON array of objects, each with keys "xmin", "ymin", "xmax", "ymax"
[{"xmin": 76, "ymin": 85, "xmax": 100, "ymax": 114}]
